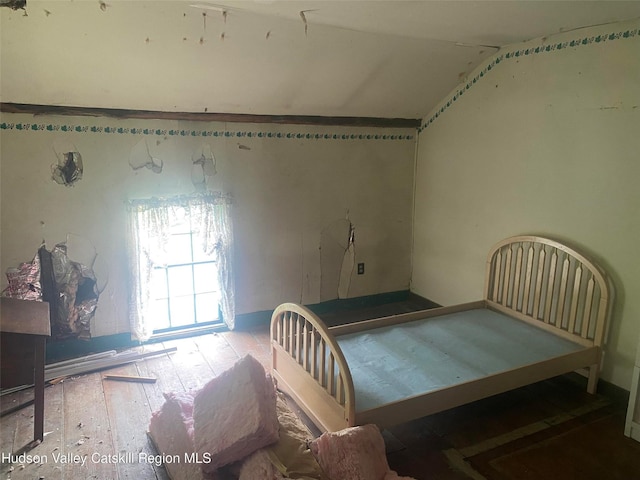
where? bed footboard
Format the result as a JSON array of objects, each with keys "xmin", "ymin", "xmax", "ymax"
[{"xmin": 270, "ymin": 303, "xmax": 355, "ymax": 432}]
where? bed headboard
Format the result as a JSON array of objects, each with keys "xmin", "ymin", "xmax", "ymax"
[{"xmin": 484, "ymin": 235, "xmax": 612, "ymax": 347}]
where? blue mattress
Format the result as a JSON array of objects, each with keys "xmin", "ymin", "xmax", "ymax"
[{"xmin": 336, "ymin": 308, "xmax": 585, "ymax": 412}]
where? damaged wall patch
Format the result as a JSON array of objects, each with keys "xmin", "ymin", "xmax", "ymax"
[
  {"xmin": 52, "ymin": 138, "xmax": 83, "ymax": 186},
  {"xmin": 191, "ymin": 144, "xmax": 217, "ymax": 190},
  {"xmin": 129, "ymin": 139, "xmax": 163, "ymax": 173},
  {"xmin": 320, "ymin": 217, "xmax": 356, "ymax": 302},
  {"xmin": 2, "ymin": 236, "xmax": 101, "ymax": 340},
  {"xmin": 0, "ymin": 0, "xmax": 26, "ymax": 10},
  {"xmin": 52, "ymin": 151, "xmax": 83, "ymax": 186}
]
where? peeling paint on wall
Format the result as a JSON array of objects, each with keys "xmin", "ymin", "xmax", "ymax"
[
  {"xmin": 319, "ymin": 216, "xmax": 355, "ymax": 301},
  {"xmin": 320, "ymin": 219, "xmax": 349, "ymax": 301},
  {"xmin": 129, "ymin": 138, "xmax": 163, "ymax": 173},
  {"xmin": 191, "ymin": 144, "xmax": 216, "ymax": 190},
  {"xmin": 337, "ymin": 223, "xmax": 355, "ymax": 299}
]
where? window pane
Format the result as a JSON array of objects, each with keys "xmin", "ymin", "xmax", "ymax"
[
  {"xmin": 193, "ymin": 262, "xmax": 218, "ymax": 294},
  {"xmin": 195, "ymin": 292, "xmax": 220, "ymax": 323},
  {"xmin": 151, "ymin": 298, "xmax": 170, "ymax": 331},
  {"xmin": 169, "ymin": 295, "xmax": 195, "ymax": 328},
  {"xmin": 150, "ymin": 268, "xmax": 168, "ymax": 299},
  {"xmin": 191, "ymin": 233, "xmax": 213, "ymax": 263},
  {"xmin": 167, "ymin": 265, "xmax": 194, "ymax": 297},
  {"xmin": 167, "ymin": 233, "xmax": 193, "ymax": 265}
]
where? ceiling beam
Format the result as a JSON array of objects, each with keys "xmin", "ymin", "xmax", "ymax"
[{"xmin": 0, "ymin": 103, "xmax": 421, "ymax": 129}]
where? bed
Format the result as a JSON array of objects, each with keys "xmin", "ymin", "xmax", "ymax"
[{"xmin": 270, "ymin": 235, "xmax": 614, "ymax": 432}]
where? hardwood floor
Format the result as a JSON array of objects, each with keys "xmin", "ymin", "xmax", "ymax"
[{"xmin": 2, "ymin": 320, "xmax": 639, "ymax": 480}]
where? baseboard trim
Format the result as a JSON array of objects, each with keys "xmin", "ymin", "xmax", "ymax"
[
  {"xmin": 234, "ymin": 290, "xmax": 436, "ymax": 330},
  {"xmin": 45, "ymin": 290, "xmax": 435, "ymax": 362}
]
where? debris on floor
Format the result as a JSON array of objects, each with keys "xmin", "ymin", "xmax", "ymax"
[
  {"xmin": 102, "ymin": 374, "xmax": 157, "ymax": 383},
  {"xmin": 311, "ymin": 424, "xmax": 416, "ymax": 480},
  {"xmin": 194, "ymin": 354, "xmax": 280, "ymax": 473},
  {"xmin": 148, "ymin": 354, "xmax": 416, "ymax": 480}
]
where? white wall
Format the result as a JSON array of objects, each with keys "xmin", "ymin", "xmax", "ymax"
[
  {"xmin": 412, "ymin": 19, "xmax": 640, "ymax": 390},
  {"xmin": 0, "ymin": 114, "xmax": 415, "ymax": 336}
]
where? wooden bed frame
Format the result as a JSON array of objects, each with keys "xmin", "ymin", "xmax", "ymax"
[{"xmin": 270, "ymin": 235, "xmax": 613, "ymax": 432}]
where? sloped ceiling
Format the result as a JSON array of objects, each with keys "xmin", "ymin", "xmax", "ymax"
[{"xmin": 1, "ymin": 0, "xmax": 639, "ymax": 120}]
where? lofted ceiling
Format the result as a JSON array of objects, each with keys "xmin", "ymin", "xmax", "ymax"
[{"xmin": 1, "ymin": 0, "xmax": 640, "ymax": 120}]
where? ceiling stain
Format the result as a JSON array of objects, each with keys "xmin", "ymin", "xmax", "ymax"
[
  {"xmin": 0, "ymin": 0, "xmax": 26, "ymax": 10},
  {"xmin": 300, "ymin": 10, "xmax": 313, "ymax": 36}
]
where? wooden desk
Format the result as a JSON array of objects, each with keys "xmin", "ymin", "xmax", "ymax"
[{"xmin": 1, "ymin": 297, "xmax": 51, "ymax": 443}]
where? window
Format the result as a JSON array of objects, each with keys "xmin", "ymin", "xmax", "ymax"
[
  {"xmin": 149, "ymin": 209, "xmax": 221, "ymax": 332},
  {"xmin": 127, "ymin": 193, "xmax": 234, "ymax": 341}
]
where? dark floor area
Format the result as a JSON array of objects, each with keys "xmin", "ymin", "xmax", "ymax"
[{"xmin": 382, "ymin": 373, "xmax": 638, "ymax": 480}]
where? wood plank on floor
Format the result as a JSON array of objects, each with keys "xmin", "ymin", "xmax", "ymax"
[
  {"xmin": 0, "ymin": 390, "xmax": 24, "ymax": 456},
  {"xmin": 219, "ymin": 327, "xmax": 271, "ymax": 371},
  {"xmin": 11, "ymin": 390, "xmax": 38, "ymax": 456},
  {"xmin": 192, "ymin": 332, "xmax": 244, "ymax": 376},
  {"xmin": 3, "ymin": 322, "xmax": 639, "ymax": 480},
  {"xmin": 103, "ymin": 364, "xmax": 168, "ymax": 480},
  {"xmin": 164, "ymin": 338, "xmax": 218, "ymax": 392},
  {"xmin": 134, "ymin": 343, "xmax": 185, "ymax": 414},
  {"xmin": 61, "ymin": 371, "xmax": 118, "ymax": 479},
  {"xmin": 0, "ymin": 384, "xmax": 65, "ymax": 479},
  {"xmin": 36, "ymin": 381, "xmax": 65, "ymax": 480}
]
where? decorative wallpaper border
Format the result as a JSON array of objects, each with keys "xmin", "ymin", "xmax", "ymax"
[
  {"xmin": 0, "ymin": 122, "xmax": 414, "ymax": 141},
  {"xmin": 2, "ymin": 25, "xmax": 636, "ymax": 139},
  {"xmin": 419, "ymin": 26, "xmax": 639, "ymax": 133}
]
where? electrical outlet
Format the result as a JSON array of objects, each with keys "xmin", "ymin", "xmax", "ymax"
[{"xmin": 357, "ymin": 263, "xmax": 365, "ymax": 275}]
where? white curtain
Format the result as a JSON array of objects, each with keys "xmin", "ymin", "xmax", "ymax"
[{"xmin": 126, "ymin": 193, "xmax": 235, "ymax": 341}]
